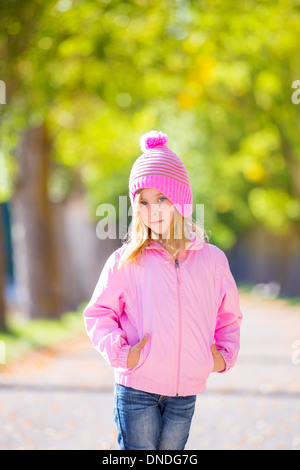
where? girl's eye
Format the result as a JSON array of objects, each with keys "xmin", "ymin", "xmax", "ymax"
[{"xmin": 140, "ymin": 197, "xmax": 165, "ymax": 206}]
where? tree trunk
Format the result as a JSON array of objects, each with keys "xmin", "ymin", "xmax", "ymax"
[
  {"xmin": 11, "ymin": 122, "xmax": 63, "ymax": 319},
  {"xmin": 0, "ymin": 204, "xmax": 6, "ymax": 329}
]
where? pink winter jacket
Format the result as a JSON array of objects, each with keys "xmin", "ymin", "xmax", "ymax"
[{"xmin": 83, "ymin": 234, "xmax": 243, "ymax": 397}]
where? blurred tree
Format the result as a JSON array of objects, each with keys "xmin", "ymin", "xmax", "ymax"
[
  {"xmin": 0, "ymin": 0, "xmax": 64, "ymax": 318},
  {"xmin": 11, "ymin": 123, "xmax": 63, "ymax": 318}
]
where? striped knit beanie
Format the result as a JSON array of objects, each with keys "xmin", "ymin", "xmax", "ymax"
[{"xmin": 129, "ymin": 130, "xmax": 193, "ymax": 218}]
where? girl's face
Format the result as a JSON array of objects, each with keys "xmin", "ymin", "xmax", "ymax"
[{"xmin": 139, "ymin": 188, "xmax": 174, "ymax": 237}]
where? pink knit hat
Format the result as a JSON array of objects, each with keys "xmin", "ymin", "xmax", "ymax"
[{"xmin": 129, "ymin": 130, "xmax": 193, "ymax": 217}]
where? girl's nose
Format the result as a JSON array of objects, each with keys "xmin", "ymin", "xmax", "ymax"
[
  {"xmin": 150, "ymin": 204, "xmax": 160, "ymax": 215},
  {"xmin": 151, "ymin": 208, "xmax": 163, "ymax": 219}
]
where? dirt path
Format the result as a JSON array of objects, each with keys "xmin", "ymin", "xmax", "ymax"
[{"xmin": 0, "ymin": 292, "xmax": 299, "ymax": 450}]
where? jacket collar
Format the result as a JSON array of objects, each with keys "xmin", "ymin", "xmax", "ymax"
[{"xmin": 145, "ymin": 232, "xmax": 205, "ymax": 261}]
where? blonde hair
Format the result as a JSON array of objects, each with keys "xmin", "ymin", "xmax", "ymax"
[{"xmin": 117, "ymin": 189, "xmax": 210, "ymax": 269}]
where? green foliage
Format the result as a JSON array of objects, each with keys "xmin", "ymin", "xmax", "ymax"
[
  {"xmin": 0, "ymin": 309, "xmax": 85, "ymax": 363},
  {"xmin": 1, "ymin": 0, "xmax": 300, "ymax": 249}
]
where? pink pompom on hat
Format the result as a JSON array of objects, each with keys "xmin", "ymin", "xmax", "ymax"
[{"xmin": 129, "ymin": 130, "xmax": 193, "ymax": 218}]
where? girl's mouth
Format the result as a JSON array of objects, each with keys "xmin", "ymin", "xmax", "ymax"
[{"xmin": 151, "ymin": 219, "xmax": 164, "ymax": 224}]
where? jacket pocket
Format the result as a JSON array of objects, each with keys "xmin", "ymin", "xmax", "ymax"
[
  {"xmin": 209, "ymin": 348, "xmax": 214, "ymax": 373},
  {"xmin": 197, "ymin": 346, "xmax": 215, "ymax": 379},
  {"xmin": 132, "ymin": 342, "xmax": 150, "ymax": 373}
]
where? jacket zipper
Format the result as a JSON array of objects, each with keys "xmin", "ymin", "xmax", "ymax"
[{"xmin": 175, "ymin": 258, "xmax": 182, "ymax": 396}]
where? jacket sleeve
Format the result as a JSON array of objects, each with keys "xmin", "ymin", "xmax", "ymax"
[
  {"xmin": 82, "ymin": 250, "xmax": 131, "ymax": 369},
  {"xmin": 214, "ymin": 250, "xmax": 243, "ymax": 373}
]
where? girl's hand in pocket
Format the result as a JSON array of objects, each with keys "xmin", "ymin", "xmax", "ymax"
[
  {"xmin": 127, "ymin": 334, "xmax": 149, "ymax": 369},
  {"xmin": 211, "ymin": 344, "xmax": 226, "ymax": 372}
]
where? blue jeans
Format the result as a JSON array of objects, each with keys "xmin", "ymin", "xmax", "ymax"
[{"xmin": 113, "ymin": 384, "xmax": 196, "ymax": 450}]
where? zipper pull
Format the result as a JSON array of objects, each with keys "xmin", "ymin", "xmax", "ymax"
[{"xmin": 175, "ymin": 258, "xmax": 181, "ymax": 285}]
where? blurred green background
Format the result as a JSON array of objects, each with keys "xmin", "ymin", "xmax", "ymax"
[{"xmin": 0, "ymin": 0, "xmax": 300, "ymax": 341}]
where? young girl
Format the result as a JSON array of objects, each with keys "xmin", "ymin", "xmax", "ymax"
[{"xmin": 83, "ymin": 130, "xmax": 243, "ymax": 451}]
